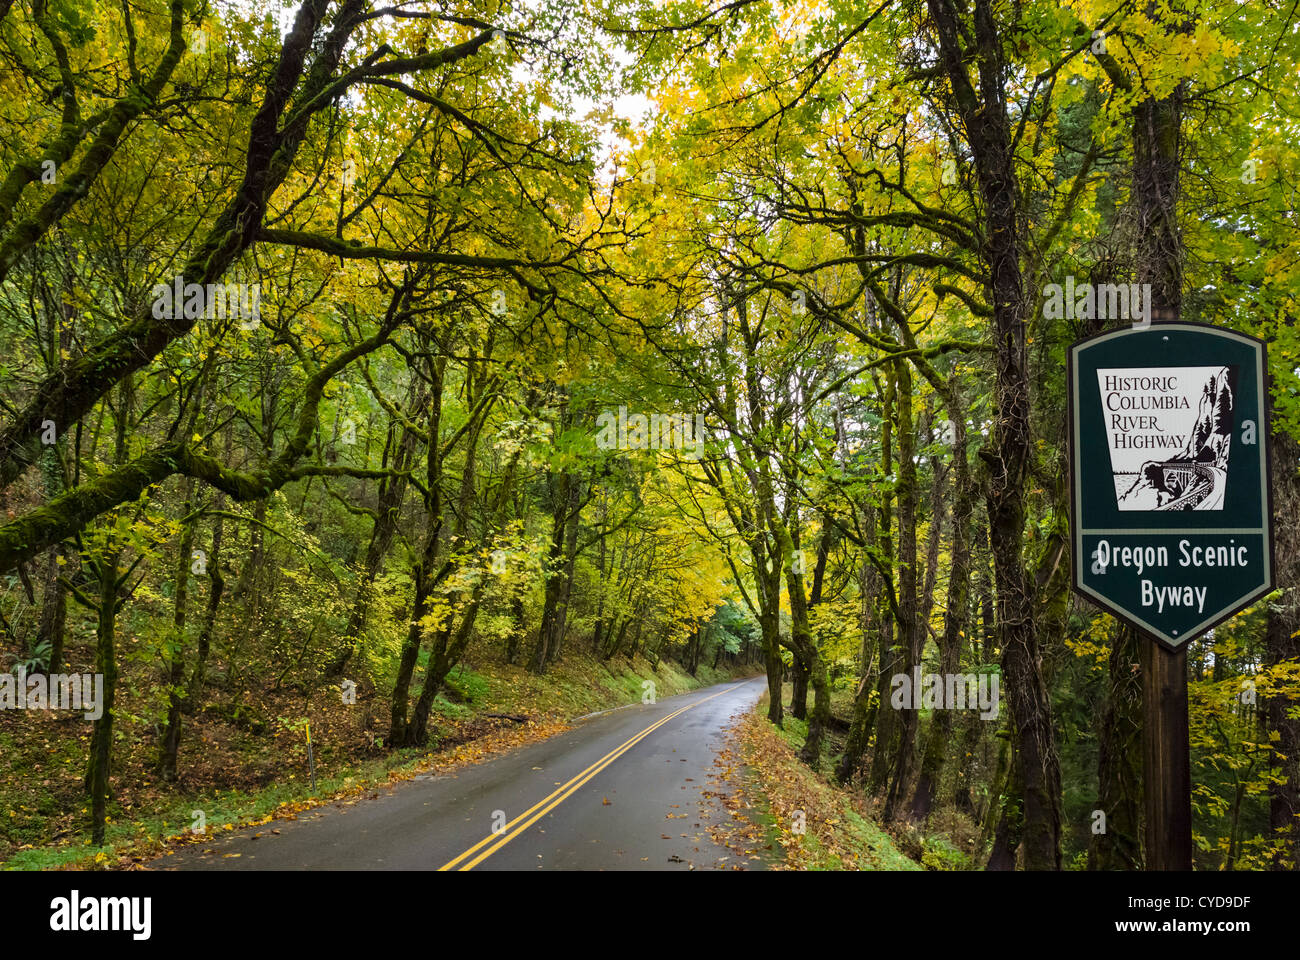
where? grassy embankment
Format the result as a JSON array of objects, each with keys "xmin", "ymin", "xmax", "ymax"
[{"xmin": 732, "ymin": 685, "xmax": 984, "ymax": 870}]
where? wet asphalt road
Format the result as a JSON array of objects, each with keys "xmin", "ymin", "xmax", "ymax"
[{"xmin": 153, "ymin": 676, "xmax": 767, "ymax": 871}]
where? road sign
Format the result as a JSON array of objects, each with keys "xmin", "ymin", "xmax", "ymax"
[{"xmin": 1068, "ymin": 322, "xmax": 1274, "ymax": 649}]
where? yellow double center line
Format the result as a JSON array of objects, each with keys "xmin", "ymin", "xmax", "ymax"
[{"xmin": 438, "ymin": 685, "xmax": 735, "ymax": 871}]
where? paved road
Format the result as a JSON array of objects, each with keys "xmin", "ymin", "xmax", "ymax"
[{"xmin": 154, "ymin": 676, "xmax": 767, "ymax": 871}]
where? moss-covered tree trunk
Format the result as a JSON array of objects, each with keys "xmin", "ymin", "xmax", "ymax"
[
  {"xmin": 389, "ymin": 357, "xmax": 444, "ymax": 747},
  {"xmin": 868, "ymin": 373, "xmax": 899, "ymax": 795},
  {"xmin": 530, "ymin": 396, "xmax": 578, "ymax": 673},
  {"xmin": 35, "ymin": 438, "xmax": 67, "ymax": 671},
  {"xmin": 1265, "ymin": 426, "xmax": 1300, "ymax": 869},
  {"xmin": 836, "ymin": 497, "xmax": 880, "ymax": 784},
  {"xmin": 1089, "ymin": 623, "xmax": 1144, "ymax": 869},
  {"xmin": 157, "ymin": 481, "xmax": 196, "ymax": 781},
  {"xmin": 911, "ymin": 406, "xmax": 971, "ymax": 821},
  {"xmin": 85, "ymin": 550, "xmax": 121, "ymax": 845},
  {"xmin": 788, "ymin": 652, "xmax": 810, "ymax": 720},
  {"xmin": 884, "ymin": 358, "xmax": 921, "ymax": 820},
  {"xmin": 186, "ymin": 492, "xmax": 225, "ymax": 706},
  {"xmin": 927, "ymin": 0, "xmax": 1062, "ymax": 869},
  {"xmin": 782, "ymin": 514, "xmax": 828, "ymax": 766},
  {"xmin": 545, "ymin": 471, "xmax": 584, "ymax": 668}
]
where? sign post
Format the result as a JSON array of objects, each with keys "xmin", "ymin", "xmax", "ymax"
[
  {"xmin": 1068, "ymin": 322, "xmax": 1273, "ymax": 869},
  {"xmin": 1141, "ymin": 638, "xmax": 1191, "ymax": 869}
]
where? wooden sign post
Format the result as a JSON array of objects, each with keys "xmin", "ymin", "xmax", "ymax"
[
  {"xmin": 1140, "ymin": 638, "xmax": 1192, "ymax": 870},
  {"xmin": 1068, "ymin": 322, "xmax": 1273, "ymax": 870}
]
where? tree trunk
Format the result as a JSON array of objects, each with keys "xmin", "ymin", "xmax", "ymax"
[
  {"xmin": 760, "ymin": 603, "xmax": 784, "ymax": 726},
  {"xmin": 955, "ymin": 535, "xmax": 994, "ymax": 811},
  {"xmin": 157, "ymin": 482, "xmax": 196, "ymax": 781},
  {"xmin": 186, "ymin": 496, "xmax": 225, "ymax": 707},
  {"xmin": 1265, "ymin": 426, "xmax": 1300, "ymax": 869},
  {"xmin": 35, "ymin": 443, "xmax": 67, "ymax": 672},
  {"xmin": 530, "ymin": 463, "xmax": 577, "ymax": 674},
  {"xmin": 546, "ymin": 474, "xmax": 584, "ymax": 667},
  {"xmin": 389, "ymin": 358, "xmax": 445, "ymax": 746},
  {"xmin": 784, "ymin": 517, "xmax": 828, "ymax": 766},
  {"xmin": 868, "ymin": 374, "xmax": 899, "ymax": 795},
  {"xmin": 1089, "ymin": 623, "xmax": 1144, "ymax": 869},
  {"xmin": 883, "ymin": 357, "xmax": 920, "ymax": 821},
  {"xmin": 409, "ymin": 599, "xmax": 483, "ymax": 745},
  {"xmin": 836, "ymin": 501, "xmax": 880, "ymax": 783},
  {"xmin": 85, "ymin": 552, "xmax": 121, "ymax": 845},
  {"xmin": 326, "ymin": 404, "xmax": 421, "ymax": 677},
  {"xmin": 927, "ymin": 0, "xmax": 1062, "ymax": 868},
  {"xmin": 911, "ymin": 417, "xmax": 970, "ymax": 821},
  {"xmin": 919, "ymin": 455, "xmax": 945, "ymax": 633},
  {"xmin": 789, "ymin": 652, "xmax": 810, "ymax": 720},
  {"xmin": 986, "ymin": 751, "xmax": 1022, "ymax": 871}
]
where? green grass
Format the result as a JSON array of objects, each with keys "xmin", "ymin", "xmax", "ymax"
[
  {"xmin": 441, "ymin": 665, "xmax": 491, "ymax": 705},
  {"xmin": 845, "ymin": 808, "xmax": 923, "ymax": 871}
]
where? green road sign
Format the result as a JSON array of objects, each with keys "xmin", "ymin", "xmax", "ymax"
[{"xmin": 1068, "ymin": 322, "xmax": 1274, "ymax": 650}]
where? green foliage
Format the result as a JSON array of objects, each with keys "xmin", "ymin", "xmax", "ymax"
[{"xmin": 0, "ymin": 0, "xmax": 1296, "ymax": 872}]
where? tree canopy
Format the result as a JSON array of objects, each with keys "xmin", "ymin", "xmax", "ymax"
[{"xmin": 1, "ymin": 0, "xmax": 1298, "ymax": 871}]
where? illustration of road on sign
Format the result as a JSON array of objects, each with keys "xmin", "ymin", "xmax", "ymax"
[{"xmin": 1098, "ymin": 365, "xmax": 1237, "ymax": 512}]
